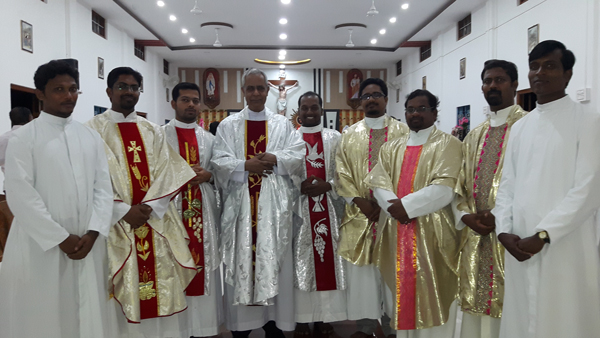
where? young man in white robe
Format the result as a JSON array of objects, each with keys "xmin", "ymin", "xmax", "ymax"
[
  {"xmin": 210, "ymin": 68, "xmax": 305, "ymax": 338},
  {"xmin": 492, "ymin": 40, "xmax": 600, "ymax": 338},
  {"xmin": 293, "ymin": 91, "xmax": 347, "ymax": 337},
  {"xmin": 0, "ymin": 60, "xmax": 117, "ymax": 338},
  {"xmin": 163, "ymin": 82, "xmax": 222, "ymax": 337}
]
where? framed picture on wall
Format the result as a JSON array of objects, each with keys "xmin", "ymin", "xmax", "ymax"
[
  {"xmin": 98, "ymin": 57, "xmax": 104, "ymax": 79},
  {"xmin": 528, "ymin": 24, "xmax": 539, "ymax": 53},
  {"xmin": 347, "ymin": 69, "xmax": 363, "ymax": 109},
  {"xmin": 459, "ymin": 58, "xmax": 466, "ymax": 79},
  {"xmin": 422, "ymin": 76, "xmax": 427, "ymax": 90},
  {"xmin": 21, "ymin": 21, "xmax": 33, "ymax": 53},
  {"xmin": 166, "ymin": 88, "xmax": 169, "ymax": 102}
]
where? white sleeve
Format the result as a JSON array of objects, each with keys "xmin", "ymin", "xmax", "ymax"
[
  {"xmin": 230, "ymin": 161, "xmax": 249, "ymax": 183},
  {"xmin": 401, "ymin": 185, "xmax": 454, "ymax": 218},
  {"xmin": 344, "ymin": 197, "xmax": 355, "ymax": 206},
  {"xmin": 451, "ymin": 198, "xmax": 468, "ymax": 230},
  {"xmin": 273, "ymin": 158, "xmax": 288, "ymax": 176},
  {"xmin": 112, "ymin": 201, "xmax": 131, "ymax": 226},
  {"xmin": 145, "ymin": 195, "xmax": 171, "ymax": 220},
  {"xmin": 373, "ymin": 188, "xmax": 398, "ymax": 216},
  {"xmin": 87, "ymin": 136, "xmax": 114, "ymax": 236}
]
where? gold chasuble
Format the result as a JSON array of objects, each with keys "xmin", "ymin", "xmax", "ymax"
[
  {"xmin": 454, "ymin": 105, "xmax": 527, "ymax": 318},
  {"xmin": 86, "ymin": 111, "xmax": 196, "ymax": 323},
  {"xmin": 365, "ymin": 127, "xmax": 462, "ymax": 330},
  {"xmin": 335, "ymin": 116, "xmax": 409, "ymax": 265}
]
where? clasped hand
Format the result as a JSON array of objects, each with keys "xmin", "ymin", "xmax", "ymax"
[
  {"xmin": 462, "ymin": 210, "xmax": 496, "ymax": 236},
  {"xmin": 188, "ymin": 164, "xmax": 212, "ymax": 186},
  {"xmin": 59, "ymin": 231, "xmax": 99, "ymax": 260},
  {"xmin": 245, "ymin": 153, "xmax": 277, "ymax": 176},
  {"xmin": 354, "ymin": 197, "xmax": 381, "ymax": 223},
  {"xmin": 387, "ymin": 199, "xmax": 412, "ymax": 224},
  {"xmin": 498, "ymin": 232, "xmax": 545, "ymax": 262},
  {"xmin": 301, "ymin": 175, "xmax": 332, "ymax": 197}
]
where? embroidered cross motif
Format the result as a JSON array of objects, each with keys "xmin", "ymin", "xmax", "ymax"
[{"xmin": 128, "ymin": 141, "xmax": 142, "ymax": 163}]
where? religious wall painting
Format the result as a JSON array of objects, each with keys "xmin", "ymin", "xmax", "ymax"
[
  {"xmin": 460, "ymin": 58, "xmax": 466, "ymax": 79},
  {"xmin": 454, "ymin": 105, "xmax": 471, "ymax": 141},
  {"xmin": 528, "ymin": 24, "xmax": 539, "ymax": 53},
  {"xmin": 347, "ymin": 69, "xmax": 363, "ymax": 109},
  {"xmin": 21, "ymin": 21, "xmax": 33, "ymax": 53},
  {"xmin": 166, "ymin": 88, "xmax": 169, "ymax": 102},
  {"xmin": 203, "ymin": 68, "xmax": 220, "ymax": 109},
  {"xmin": 422, "ymin": 76, "xmax": 427, "ymax": 90},
  {"xmin": 94, "ymin": 105, "xmax": 107, "ymax": 116},
  {"xmin": 98, "ymin": 57, "xmax": 104, "ymax": 79}
]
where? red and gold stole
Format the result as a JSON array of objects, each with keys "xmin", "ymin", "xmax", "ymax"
[
  {"xmin": 245, "ymin": 120, "xmax": 268, "ymax": 279},
  {"xmin": 303, "ymin": 132, "xmax": 337, "ymax": 291},
  {"xmin": 117, "ymin": 123, "xmax": 158, "ymax": 320},
  {"xmin": 395, "ymin": 145, "xmax": 423, "ymax": 330},
  {"xmin": 175, "ymin": 127, "xmax": 205, "ymax": 296}
]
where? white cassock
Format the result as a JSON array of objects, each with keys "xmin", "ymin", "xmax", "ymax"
[
  {"xmin": 294, "ymin": 125, "xmax": 348, "ymax": 324},
  {"xmin": 211, "ymin": 107, "xmax": 305, "ymax": 331},
  {"xmin": 0, "ymin": 112, "xmax": 117, "ymax": 338},
  {"xmin": 492, "ymin": 95, "xmax": 600, "ymax": 338},
  {"xmin": 373, "ymin": 125, "xmax": 458, "ymax": 338},
  {"xmin": 163, "ymin": 119, "xmax": 223, "ymax": 337}
]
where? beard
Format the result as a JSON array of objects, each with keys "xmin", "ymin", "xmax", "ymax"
[
  {"xmin": 365, "ymin": 109, "xmax": 381, "ymax": 116},
  {"xmin": 485, "ymin": 90, "xmax": 503, "ymax": 106}
]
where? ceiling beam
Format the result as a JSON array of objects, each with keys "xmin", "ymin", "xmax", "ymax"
[
  {"xmin": 135, "ymin": 39, "xmax": 168, "ymax": 47},
  {"xmin": 395, "ymin": 0, "xmax": 456, "ymax": 49},
  {"xmin": 398, "ymin": 41, "xmax": 431, "ymax": 48}
]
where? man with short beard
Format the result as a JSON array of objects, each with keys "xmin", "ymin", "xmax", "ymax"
[
  {"xmin": 453, "ymin": 60, "xmax": 527, "ymax": 338},
  {"xmin": 87, "ymin": 67, "xmax": 197, "ymax": 338},
  {"xmin": 163, "ymin": 82, "xmax": 223, "ymax": 337},
  {"xmin": 335, "ymin": 78, "xmax": 408, "ymax": 338},
  {"xmin": 366, "ymin": 89, "xmax": 462, "ymax": 338}
]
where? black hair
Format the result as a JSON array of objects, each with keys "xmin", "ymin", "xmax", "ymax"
[
  {"xmin": 209, "ymin": 121, "xmax": 220, "ymax": 136},
  {"xmin": 358, "ymin": 78, "xmax": 388, "ymax": 98},
  {"xmin": 529, "ymin": 40, "xmax": 576, "ymax": 71},
  {"xmin": 107, "ymin": 67, "xmax": 143, "ymax": 89},
  {"xmin": 9, "ymin": 107, "xmax": 32, "ymax": 127},
  {"xmin": 172, "ymin": 82, "xmax": 201, "ymax": 102},
  {"xmin": 297, "ymin": 91, "xmax": 323, "ymax": 108},
  {"xmin": 481, "ymin": 59, "xmax": 519, "ymax": 83},
  {"xmin": 33, "ymin": 60, "xmax": 79, "ymax": 92},
  {"xmin": 404, "ymin": 89, "xmax": 439, "ymax": 109}
]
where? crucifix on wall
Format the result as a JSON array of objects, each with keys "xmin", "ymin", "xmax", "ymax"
[{"xmin": 268, "ymin": 70, "xmax": 299, "ymax": 116}]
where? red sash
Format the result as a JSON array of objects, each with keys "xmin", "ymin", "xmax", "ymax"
[
  {"xmin": 245, "ymin": 120, "xmax": 267, "ymax": 279},
  {"xmin": 175, "ymin": 127, "xmax": 205, "ymax": 296},
  {"xmin": 395, "ymin": 145, "xmax": 423, "ymax": 330},
  {"xmin": 117, "ymin": 123, "xmax": 159, "ymax": 320},
  {"xmin": 303, "ymin": 132, "xmax": 337, "ymax": 291}
]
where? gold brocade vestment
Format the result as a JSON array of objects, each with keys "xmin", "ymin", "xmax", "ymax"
[
  {"xmin": 335, "ymin": 116, "xmax": 409, "ymax": 265},
  {"xmin": 454, "ymin": 105, "xmax": 527, "ymax": 318},
  {"xmin": 365, "ymin": 127, "xmax": 463, "ymax": 330},
  {"xmin": 86, "ymin": 111, "xmax": 197, "ymax": 323}
]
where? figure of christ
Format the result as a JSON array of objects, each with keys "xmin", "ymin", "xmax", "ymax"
[{"xmin": 268, "ymin": 80, "xmax": 299, "ymax": 116}]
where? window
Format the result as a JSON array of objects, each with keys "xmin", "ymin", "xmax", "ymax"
[
  {"xmin": 92, "ymin": 11, "xmax": 106, "ymax": 38},
  {"xmin": 518, "ymin": 0, "xmax": 529, "ymax": 5},
  {"xmin": 134, "ymin": 42, "xmax": 145, "ymax": 61},
  {"xmin": 420, "ymin": 44, "xmax": 431, "ymax": 62},
  {"xmin": 396, "ymin": 60, "xmax": 402, "ymax": 76},
  {"xmin": 163, "ymin": 59, "xmax": 169, "ymax": 75},
  {"xmin": 458, "ymin": 14, "xmax": 471, "ymax": 40}
]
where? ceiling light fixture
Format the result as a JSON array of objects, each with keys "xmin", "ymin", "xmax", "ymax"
[
  {"xmin": 379, "ymin": 29, "xmax": 386, "ymax": 35},
  {"xmin": 190, "ymin": 0, "xmax": 202, "ymax": 15},
  {"xmin": 181, "ymin": 28, "xmax": 188, "ymax": 34},
  {"xmin": 389, "ymin": 17, "xmax": 397, "ymax": 23},
  {"xmin": 370, "ymin": 38, "xmax": 377, "ymax": 44},
  {"xmin": 169, "ymin": 15, "xmax": 177, "ymax": 21},
  {"xmin": 279, "ymin": 50, "xmax": 287, "ymax": 56},
  {"xmin": 157, "ymin": 1, "xmax": 165, "ymax": 7},
  {"xmin": 281, "ymin": 0, "xmax": 291, "ymax": 4},
  {"xmin": 279, "ymin": 18, "xmax": 288, "ymax": 25},
  {"xmin": 189, "ymin": 37, "xmax": 196, "ymax": 43},
  {"xmin": 279, "ymin": 65, "xmax": 286, "ymax": 69},
  {"xmin": 367, "ymin": 0, "xmax": 379, "ymax": 16},
  {"xmin": 278, "ymin": 55, "xmax": 285, "ymax": 60},
  {"xmin": 346, "ymin": 29, "xmax": 355, "ymax": 48},
  {"xmin": 254, "ymin": 58, "xmax": 311, "ymax": 66},
  {"xmin": 213, "ymin": 28, "xmax": 222, "ymax": 47},
  {"xmin": 401, "ymin": 3, "xmax": 409, "ymax": 10},
  {"xmin": 279, "ymin": 33, "xmax": 287, "ymax": 40}
]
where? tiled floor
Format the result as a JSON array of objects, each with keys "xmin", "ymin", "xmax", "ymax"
[{"xmin": 216, "ymin": 321, "xmax": 388, "ymax": 338}]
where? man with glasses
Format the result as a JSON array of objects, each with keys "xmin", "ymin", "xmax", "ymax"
[
  {"xmin": 211, "ymin": 68, "xmax": 304, "ymax": 338},
  {"xmin": 335, "ymin": 78, "xmax": 408, "ymax": 338},
  {"xmin": 366, "ymin": 89, "xmax": 462, "ymax": 338},
  {"xmin": 87, "ymin": 67, "xmax": 197, "ymax": 337},
  {"xmin": 453, "ymin": 60, "xmax": 527, "ymax": 338},
  {"xmin": 163, "ymin": 82, "xmax": 223, "ymax": 337}
]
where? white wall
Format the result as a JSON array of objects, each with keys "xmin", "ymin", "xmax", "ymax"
[{"xmin": 387, "ymin": 0, "xmax": 600, "ymax": 133}]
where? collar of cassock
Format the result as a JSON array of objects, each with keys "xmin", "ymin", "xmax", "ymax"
[
  {"xmin": 489, "ymin": 105, "xmax": 514, "ymax": 127},
  {"xmin": 299, "ymin": 124, "xmax": 323, "ymax": 134},
  {"xmin": 247, "ymin": 107, "xmax": 267, "ymax": 121},
  {"xmin": 408, "ymin": 124, "xmax": 435, "ymax": 146},
  {"xmin": 38, "ymin": 111, "xmax": 72, "ymax": 127},
  {"xmin": 173, "ymin": 119, "xmax": 197, "ymax": 129},
  {"xmin": 536, "ymin": 94, "xmax": 570, "ymax": 114},
  {"xmin": 107, "ymin": 109, "xmax": 138, "ymax": 123},
  {"xmin": 364, "ymin": 115, "xmax": 386, "ymax": 130}
]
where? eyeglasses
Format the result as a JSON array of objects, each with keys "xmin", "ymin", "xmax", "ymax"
[
  {"xmin": 359, "ymin": 92, "xmax": 386, "ymax": 101},
  {"xmin": 405, "ymin": 106, "xmax": 434, "ymax": 114},
  {"xmin": 482, "ymin": 77, "xmax": 509, "ymax": 85},
  {"xmin": 179, "ymin": 97, "xmax": 201, "ymax": 105},
  {"xmin": 116, "ymin": 83, "xmax": 141, "ymax": 92},
  {"xmin": 299, "ymin": 105, "xmax": 321, "ymax": 113}
]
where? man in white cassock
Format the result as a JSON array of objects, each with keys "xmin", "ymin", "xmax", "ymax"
[
  {"xmin": 0, "ymin": 60, "xmax": 117, "ymax": 338},
  {"xmin": 293, "ymin": 91, "xmax": 347, "ymax": 337},
  {"xmin": 163, "ymin": 82, "xmax": 222, "ymax": 337},
  {"xmin": 211, "ymin": 68, "xmax": 305, "ymax": 338},
  {"xmin": 492, "ymin": 40, "xmax": 600, "ymax": 338}
]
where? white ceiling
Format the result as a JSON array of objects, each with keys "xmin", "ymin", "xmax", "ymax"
[{"xmin": 79, "ymin": 0, "xmax": 486, "ymax": 69}]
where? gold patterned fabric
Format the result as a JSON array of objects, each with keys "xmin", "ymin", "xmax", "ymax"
[
  {"xmin": 335, "ymin": 116, "xmax": 409, "ymax": 265},
  {"xmin": 454, "ymin": 105, "xmax": 527, "ymax": 318},
  {"xmin": 365, "ymin": 127, "xmax": 463, "ymax": 330},
  {"xmin": 86, "ymin": 111, "xmax": 197, "ymax": 323}
]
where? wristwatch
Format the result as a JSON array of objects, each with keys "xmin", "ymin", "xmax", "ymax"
[{"xmin": 537, "ymin": 231, "xmax": 550, "ymax": 244}]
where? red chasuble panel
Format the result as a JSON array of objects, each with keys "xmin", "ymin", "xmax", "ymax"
[
  {"xmin": 303, "ymin": 132, "xmax": 337, "ymax": 291},
  {"xmin": 175, "ymin": 127, "xmax": 205, "ymax": 296},
  {"xmin": 245, "ymin": 120, "xmax": 267, "ymax": 280},
  {"xmin": 117, "ymin": 123, "xmax": 159, "ymax": 320}
]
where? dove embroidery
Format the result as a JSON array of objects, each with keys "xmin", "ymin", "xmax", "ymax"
[{"xmin": 306, "ymin": 142, "xmax": 324, "ymax": 168}]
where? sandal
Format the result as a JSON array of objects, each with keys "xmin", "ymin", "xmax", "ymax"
[
  {"xmin": 314, "ymin": 322, "xmax": 336, "ymax": 338},
  {"xmin": 294, "ymin": 323, "xmax": 312, "ymax": 338}
]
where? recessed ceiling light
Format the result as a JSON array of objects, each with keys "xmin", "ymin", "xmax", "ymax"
[
  {"xmin": 281, "ymin": 0, "xmax": 291, "ymax": 4},
  {"xmin": 279, "ymin": 33, "xmax": 287, "ymax": 40},
  {"xmin": 279, "ymin": 50, "xmax": 287, "ymax": 56},
  {"xmin": 279, "ymin": 18, "xmax": 288, "ymax": 25},
  {"xmin": 370, "ymin": 38, "xmax": 377, "ymax": 44},
  {"xmin": 189, "ymin": 37, "xmax": 195, "ymax": 43},
  {"xmin": 278, "ymin": 55, "xmax": 286, "ymax": 60},
  {"xmin": 379, "ymin": 29, "xmax": 386, "ymax": 35},
  {"xmin": 389, "ymin": 17, "xmax": 397, "ymax": 23},
  {"xmin": 401, "ymin": 3, "xmax": 409, "ymax": 10},
  {"xmin": 169, "ymin": 15, "xmax": 177, "ymax": 21},
  {"xmin": 157, "ymin": 1, "xmax": 165, "ymax": 7},
  {"xmin": 279, "ymin": 65, "xmax": 286, "ymax": 69},
  {"xmin": 181, "ymin": 28, "xmax": 188, "ymax": 34}
]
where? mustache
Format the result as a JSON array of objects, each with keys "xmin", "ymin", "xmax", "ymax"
[{"xmin": 486, "ymin": 90, "xmax": 502, "ymax": 96}]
